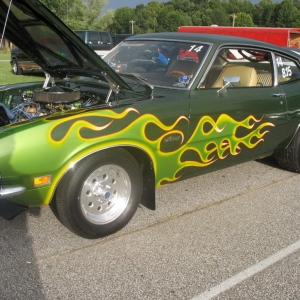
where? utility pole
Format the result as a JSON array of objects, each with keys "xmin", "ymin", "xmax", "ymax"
[
  {"xmin": 67, "ymin": 0, "xmax": 69, "ymax": 25},
  {"xmin": 129, "ymin": 20, "xmax": 135, "ymax": 34},
  {"xmin": 230, "ymin": 13, "xmax": 237, "ymax": 27}
]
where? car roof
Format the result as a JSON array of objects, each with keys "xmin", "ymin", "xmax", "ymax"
[
  {"xmin": 126, "ymin": 32, "xmax": 294, "ymax": 54},
  {"xmin": 75, "ymin": 30, "xmax": 109, "ymax": 33}
]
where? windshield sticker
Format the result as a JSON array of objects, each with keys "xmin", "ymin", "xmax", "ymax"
[
  {"xmin": 189, "ymin": 45, "xmax": 203, "ymax": 53},
  {"xmin": 276, "ymin": 57, "xmax": 284, "ymax": 67},
  {"xmin": 281, "ymin": 66, "xmax": 292, "ymax": 78},
  {"xmin": 179, "ymin": 75, "xmax": 190, "ymax": 83},
  {"xmin": 172, "ymin": 76, "xmax": 191, "ymax": 88}
]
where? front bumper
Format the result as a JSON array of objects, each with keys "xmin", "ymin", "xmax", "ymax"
[
  {"xmin": 0, "ymin": 172, "xmax": 26, "ymax": 200},
  {"xmin": 0, "ymin": 185, "xmax": 26, "ymax": 199}
]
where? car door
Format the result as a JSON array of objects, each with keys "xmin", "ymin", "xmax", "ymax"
[
  {"xmin": 132, "ymin": 88, "xmax": 191, "ymax": 186},
  {"xmin": 184, "ymin": 47, "xmax": 290, "ymax": 179}
]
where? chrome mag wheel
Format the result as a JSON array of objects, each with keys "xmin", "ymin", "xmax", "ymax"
[{"xmin": 80, "ymin": 164, "xmax": 131, "ymax": 225}]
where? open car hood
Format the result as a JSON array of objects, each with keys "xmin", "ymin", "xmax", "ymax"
[{"xmin": 0, "ymin": 0, "xmax": 131, "ymax": 91}]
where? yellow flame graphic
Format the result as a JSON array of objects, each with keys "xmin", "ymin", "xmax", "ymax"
[{"xmin": 49, "ymin": 109, "xmax": 274, "ymax": 186}]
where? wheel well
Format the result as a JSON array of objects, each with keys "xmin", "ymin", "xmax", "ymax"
[
  {"xmin": 52, "ymin": 147, "xmax": 156, "ymax": 211},
  {"xmin": 121, "ymin": 146, "xmax": 156, "ymax": 210}
]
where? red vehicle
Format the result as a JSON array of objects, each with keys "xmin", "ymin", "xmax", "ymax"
[{"xmin": 178, "ymin": 26, "xmax": 300, "ymax": 47}]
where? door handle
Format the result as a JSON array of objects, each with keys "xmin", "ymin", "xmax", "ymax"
[{"xmin": 272, "ymin": 93, "xmax": 286, "ymax": 98}]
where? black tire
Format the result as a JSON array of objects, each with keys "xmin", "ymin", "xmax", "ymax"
[
  {"xmin": 12, "ymin": 58, "xmax": 22, "ymax": 75},
  {"xmin": 56, "ymin": 148, "xmax": 143, "ymax": 239},
  {"xmin": 275, "ymin": 130, "xmax": 300, "ymax": 173}
]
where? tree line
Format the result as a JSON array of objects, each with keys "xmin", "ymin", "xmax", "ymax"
[{"xmin": 40, "ymin": 0, "xmax": 300, "ymax": 34}]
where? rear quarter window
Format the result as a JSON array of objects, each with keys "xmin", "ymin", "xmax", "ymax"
[{"xmin": 275, "ymin": 55, "xmax": 300, "ymax": 84}]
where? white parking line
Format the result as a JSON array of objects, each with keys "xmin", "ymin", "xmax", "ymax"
[{"xmin": 191, "ymin": 239, "xmax": 300, "ymax": 300}]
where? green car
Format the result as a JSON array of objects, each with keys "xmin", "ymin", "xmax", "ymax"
[{"xmin": 1, "ymin": 0, "xmax": 300, "ymax": 239}]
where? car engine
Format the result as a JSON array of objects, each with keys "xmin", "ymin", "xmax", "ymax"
[{"xmin": 5, "ymin": 84, "xmax": 101, "ymax": 125}]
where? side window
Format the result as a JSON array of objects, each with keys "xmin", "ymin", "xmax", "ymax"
[
  {"xmin": 100, "ymin": 32, "xmax": 111, "ymax": 44},
  {"xmin": 275, "ymin": 55, "xmax": 300, "ymax": 84},
  {"xmin": 88, "ymin": 33, "xmax": 100, "ymax": 44},
  {"xmin": 201, "ymin": 48, "xmax": 273, "ymax": 89}
]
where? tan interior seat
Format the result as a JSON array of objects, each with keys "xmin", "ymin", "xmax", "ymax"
[
  {"xmin": 212, "ymin": 65, "xmax": 258, "ymax": 88},
  {"xmin": 166, "ymin": 60, "xmax": 199, "ymax": 78}
]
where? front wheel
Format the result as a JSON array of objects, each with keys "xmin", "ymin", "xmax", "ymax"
[
  {"xmin": 56, "ymin": 149, "xmax": 143, "ymax": 239},
  {"xmin": 12, "ymin": 58, "xmax": 22, "ymax": 75}
]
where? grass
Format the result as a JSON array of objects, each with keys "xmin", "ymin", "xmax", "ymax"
[
  {"xmin": 0, "ymin": 61, "xmax": 45, "ymax": 85},
  {"xmin": 0, "ymin": 53, "xmax": 10, "ymax": 60}
]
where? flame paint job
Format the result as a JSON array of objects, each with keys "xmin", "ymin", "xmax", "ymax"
[
  {"xmin": 0, "ymin": 105, "xmax": 275, "ymax": 207},
  {"xmin": 45, "ymin": 108, "xmax": 274, "ymax": 193}
]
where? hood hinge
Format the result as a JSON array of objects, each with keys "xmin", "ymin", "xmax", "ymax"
[{"xmin": 101, "ymin": 71, "xmax": 120, "ymax": 105}]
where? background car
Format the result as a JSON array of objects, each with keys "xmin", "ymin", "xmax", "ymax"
[
  {"xmin": 75, "ymin": 30, "xmax": 113, "ymax": 57},
  {"xmin": 1, "ymin": 0, "xmax": 300, "ymax": 239},
  {"xmin": 10, "ymin": 47, "xmax": 42, "ymax": 75},
  {"xmin": 111, "ymin": 33, "xmax": 134, "ymax": 46},
  {"xmin": 10, "ymin": 30, "xmax": 113, "ymax": 75}
]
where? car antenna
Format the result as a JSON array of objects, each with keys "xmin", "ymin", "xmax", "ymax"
[{"xmin": 0, "ymin": 0, "xmax": 13, "ymax": 49}]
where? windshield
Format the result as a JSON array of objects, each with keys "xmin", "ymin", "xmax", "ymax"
[{"xmin": 104, "ymin": 40, "xmax": 209, "ymax": 88}]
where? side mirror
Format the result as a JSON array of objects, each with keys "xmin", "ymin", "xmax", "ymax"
[
  {"xmin": 217, "ymin": 76, "xmax": 241, "ymax": 95},
  {"xmin": 223, "ymin": 76, "xmax": 240, "ymax": 87}
]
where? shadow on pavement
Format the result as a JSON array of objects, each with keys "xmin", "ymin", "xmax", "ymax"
[
  {"xmin": 255, "ymin": 155, "xmax": 283, "ymax": 170},
  {"xmin": 0, "ymin": 207, "xmax": 46, "ymax": 299}
]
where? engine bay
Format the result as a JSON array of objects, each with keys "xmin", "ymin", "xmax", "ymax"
[
  {"xmin": 0, "ymin": 70, "xmax": 152, "ymax": 127},
  {"xmin": 10, "ymin": 86, "xmax": 101, "ymax": 123},
  {"xmin": 0, "ymin": 75, "xmax": 113, "ymax": 126}
]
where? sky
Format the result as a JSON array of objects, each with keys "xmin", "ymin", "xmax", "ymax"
[{"xmin": 103, "ymin": 0, "xmax": 165, "ymax": 12}]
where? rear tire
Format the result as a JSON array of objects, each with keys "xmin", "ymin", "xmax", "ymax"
[
  {"xmin": 12, "ymin": 58, "xmax": 22, "ymax": 75},
  {"xmin": 56, "ymin": 149, "xmax": 143, "ymax": 239},
  {"xmin": 275, "ymin": 130, "xmax": 300, "ymax": 173}
]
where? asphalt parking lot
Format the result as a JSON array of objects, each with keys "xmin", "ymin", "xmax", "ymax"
[{"xmin": 1, "ymin": 157, "xmax": 300, "ymax": 299}]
